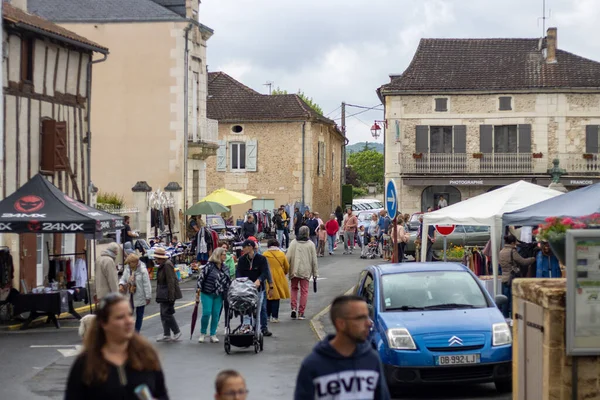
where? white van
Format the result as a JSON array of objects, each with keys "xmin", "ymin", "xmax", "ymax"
[{"xmin": 351, "ymin": 198, "xmax": 384, "ymax": 212}]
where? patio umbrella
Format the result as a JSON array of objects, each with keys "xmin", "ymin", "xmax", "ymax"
[
  {"xmin": 190, "ymin": 301, "xmax": 199, "ymax": 340},
  {"xmin": 201, "ymin": 189, "xmax": 256, "ymax": 207},
  {"xmin": 185, "ymin": 200, "xmax": 230, "ymax": 215}
]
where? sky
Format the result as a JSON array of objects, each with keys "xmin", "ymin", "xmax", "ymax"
[{"xmin": 200, "ymin": 0, "xmax": 600, "ymax": 144}]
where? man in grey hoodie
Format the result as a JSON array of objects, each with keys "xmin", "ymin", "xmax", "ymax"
[
  {"xmin": 294, "ymin": 295, "xmax": 390, "ymax": 400},
  {"xmin": 94, "ymin": 242, "xmax": 120, "ymax": 301}
]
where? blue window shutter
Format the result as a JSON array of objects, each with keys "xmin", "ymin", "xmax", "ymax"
[
  {"xmin": 216, "ymin": 140, "xmax": 226, "ymax": 171},
  {"xmin": 246, "ymin": 140, "xmax": 257, "ymax": 172}
]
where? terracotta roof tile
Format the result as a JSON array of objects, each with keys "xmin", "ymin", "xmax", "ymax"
[
  {"xmin": 380, "ymin": 38, "xmax": 600, "ymax": 93},
  {"xmin": 3, "ymin": 3, "xmax": 107, "ymax": 53},
  {"xmin": 208, "ymin": 72, "xmax": 335, "ymax": 124}
]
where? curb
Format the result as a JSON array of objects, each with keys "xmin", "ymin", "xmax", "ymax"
[{"xmin": 309, "ymin": 286, "xmax": 355, "ymax": 341}]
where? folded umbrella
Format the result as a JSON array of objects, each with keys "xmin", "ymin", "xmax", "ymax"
[
  {"xmin": 190, "ymin": 301, "xmax": 199, "ymax": 340},
  {"xmin": 185, "ymin": 200, "xmax": 230, "ymax": 216},
  {"xmin": 313, "ymin": 277, "xmax": 317, "ymax": 293}
]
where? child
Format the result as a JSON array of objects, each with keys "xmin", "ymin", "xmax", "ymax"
[
  {"xmin": 214, "ymin": 370, "xmax": 248, "ymax": 400},
  {"xmin": 317, "ymin": 224, "xmax": 327, "ymax": 257},
  {"xmin": 382, "ymin": 233, "xmax": 391, "ymax": 260},
  {"xmin": 357, "ymin": 225, "xmax": 365, "ymax": 254},
  {"xmin": 221, "ymin": 243, "xmax": 237, "ymax": 279}
]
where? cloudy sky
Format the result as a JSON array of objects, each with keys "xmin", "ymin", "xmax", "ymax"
[{"xmin": 200, "ymin": 0, "xmax": 600, "ymax": 144}]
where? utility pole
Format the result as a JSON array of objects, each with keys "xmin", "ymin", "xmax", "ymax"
[
  {"xmin": 341, "ymin": 101, "xmax": 346, "ymax": 185},
  {"xmin": 263, "ymin": 81, "xmax": 273, "ymax": 95}
]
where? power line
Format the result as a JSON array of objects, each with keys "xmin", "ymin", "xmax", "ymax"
[
  {"xmin": 325, "ymin": 105, "xmax": 341, "ymax": 117},
  {"xmin": 345, "ymin": 103, "xmax": 383, "ymax": 110},
  {"xmin": 346, "ymin": 106, "xmax": 383, "ymax": 119},
  {"xmin": 351, "ymin": 115, "xmax": 371, "ymax": 127}
]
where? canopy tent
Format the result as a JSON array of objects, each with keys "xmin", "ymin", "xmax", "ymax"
[
  {"xmin": 503, "ymin": 182, "xmax": 600, "ymax": 226},
  {"xmin": 420, "ymin": 181, "xmax": 563, "ymax": 294},
  {"xmin": 0, "ymin": 174, "xmax": 123, "ymax": 234}
]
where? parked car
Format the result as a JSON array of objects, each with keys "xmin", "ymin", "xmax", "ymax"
[
  {"xmin": 354, "ymin": 263, "xmax": 511, "ymax": 392},
  {"xmin": 408, "ymin": 212, "xmax": 423, "ymax": 231},
  {"xmin": 205, "ymin": 214, "xmax": 242, "ymax": 245},
  {"xmin": 357, "ymin": 210, "xmax": 378, "ymax": 232},
  {"xmin": 404, "ymin": 225, "xmax": 490, "ymax": 257},
  {"xmin": 352, "ymin": 198, "xmax": 384, "ymax": 212}
]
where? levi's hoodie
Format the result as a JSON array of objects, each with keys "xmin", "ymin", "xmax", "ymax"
[{"xmin": 294, "ymin": 334, "xmax": 391, "ymax": 400}]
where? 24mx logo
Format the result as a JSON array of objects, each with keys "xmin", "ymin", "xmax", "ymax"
[
  {"xmin": 43, "ymin": 223, "xmax": 84, "ymax": 231},
  {"xmin": 2, "ymin": 213, "xmax": 46, "ymax": 218},
  {"xmin": 0, "ymin": 223, "xmax": 12, "ymax": 231}
]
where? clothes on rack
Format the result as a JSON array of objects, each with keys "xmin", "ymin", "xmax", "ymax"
[
  {"xmin": 195, "ymin": 227, "xmax": 215, "ymax": 264},
  {"xmin": 49, "ymin": 258, "xmax": 72, "ymax": 284},
  {"xmin": 462, "ymin": 247, "xmax": 485, "ymax": 276},
  {"xmin": 0, "ymin": 249, "xmax": 14, "ymax": 288},
  {"xmin": 72, "ymin": 259, "xmax": 88, "ymax": 288}
]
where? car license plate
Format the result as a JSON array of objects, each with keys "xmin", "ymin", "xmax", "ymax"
[{"xmin": 436, "ymin": 354, "xmax": 480, "ymax": 365}]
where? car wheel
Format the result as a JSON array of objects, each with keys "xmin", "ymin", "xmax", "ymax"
[{"xmin": 495, "ymin": 379, "xmax": 512, "ymax": 393}]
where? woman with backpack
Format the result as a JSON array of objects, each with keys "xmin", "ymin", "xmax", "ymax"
[
  {"xmin": 195, "ymin": 248, "xmax": 231, "ymax": 343},
  {"xmin": 119, "ymin": 253, "xmax": 152, "ymax": 332}
]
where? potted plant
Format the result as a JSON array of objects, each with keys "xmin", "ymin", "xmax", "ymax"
[
  {"xmin": 535, "ymin": 214, "xmax": 600, "ymax": 265},
  {"xmin": 532, "ymin": 152, "xmax": 543, "ymax": 159},
  {"xmin": 472, "ymin": 152, "xmax": 483, "ymax": 159},
  {"xmin": 412, "ymin": 152, "xmax": 423, "ymax": 159},
  {"xmin": 583, "ymin": 153, "xmax": 594, "ymax": 160}
]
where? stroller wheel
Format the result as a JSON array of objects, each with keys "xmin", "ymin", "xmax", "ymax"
[
  {"xmin": 260, "ymin": 335, "xmax": 264, "ymax": 351},
  {"xmin": 224, "ymin": 342, "xmax": 231, "ymax": 354},
  {"xmin": 254, "ymin": 341, "xmax": 260, "ymax": 353}
]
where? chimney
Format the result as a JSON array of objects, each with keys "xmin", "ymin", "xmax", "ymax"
[
  {"xmin": 6, "ymin": 0, "xmax": 28, "ymax": 12},
  {"xmin": 546, "ymin": 27, "xmax": 557, "ymax": 64}
]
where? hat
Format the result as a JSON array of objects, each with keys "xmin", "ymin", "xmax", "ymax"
[
  {"xmin": 153, "ymin": 247, "xmax": 169, "ymax": 259},
  {"xmin": 248, "ymin": 236, "xmax": 258, "ymax": 242},
  {"xmin": 242, "ymin": 239, "xmax": 256, "ymax": 248}
]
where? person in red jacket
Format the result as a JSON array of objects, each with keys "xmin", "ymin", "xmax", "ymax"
[{"xmin": 325, "ymin": 214, "xmax": 340, "ymax": 256}]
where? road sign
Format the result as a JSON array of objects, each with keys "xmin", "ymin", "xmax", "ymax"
[
  {"xmin": 435, "ymin": 224, "xmax": 455, "ymax": 236},
  {"xmin": 385, "ymin": 180, "xmax": 398, "ymax": 218}
]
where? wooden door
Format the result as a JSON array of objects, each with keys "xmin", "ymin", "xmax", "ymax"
[{"xmin": 20, "ymin": 234, "xmax": 37, "ymax": 293}]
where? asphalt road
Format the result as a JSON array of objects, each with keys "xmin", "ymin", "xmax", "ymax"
[{"xmin": 0, "ymin": 252, "xmax": 511, "ymax": 399}]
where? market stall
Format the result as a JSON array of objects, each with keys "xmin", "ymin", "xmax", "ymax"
[
  {"xmin": 420, "ymin": 180, "xmax": 563, "ymax": 294},
  {"xmin": 0, "ymin": 174, "xmax": 122, "ymax": 329}
]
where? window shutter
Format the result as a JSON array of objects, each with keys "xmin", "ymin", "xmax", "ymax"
[
  {"xmin": 453, "ymin": 125, "xmax": 466, "ymax": 153},
  {"xmin": 55, "ymin": 121, "xmax": 68, "ymax": 171},
  {"xmin": 518, "ymin": 124, "xmax": 532, "ymax": 153},
  {"xmin": 322, "ymin": 142, "xmax": 326, "ymax": 176},
  {"xmin": 216, "ymin": 140, "xmax": 227, "ymax": 171},
  {"xmin": 435, "ymin": 98, "xmax": 447, "ymax": 112},
  {"xmin": 585, "ymin": 125, "xmax": 599, "ymax": 154},
  {"xmin": 317, "ymin": 142, "xmax": 322, "ymax": 175},
  {"xmin": 499, "ymin": 97, "xmax": 512, "ymax": 111},
  {"xmin": 479, "ymin": 125, "xmax": 493, "ymax": 153},
  {"xmin": 415, "ymin": 126, "xmax": 429, "ymax": 153},
  {"xmin": 246, "ymin": 140, "xmax": 257, "ymax": 172},
  {"xmin": 395, "ymin": 120, "xmax": 400, "ymax": 142},
  {"xmin": 40, "ymin": 120, "xmax": 68, "ymax": 172}
]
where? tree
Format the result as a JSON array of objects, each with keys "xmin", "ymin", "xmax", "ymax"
[
  {"xmin": 347, "ymin": 149, "xmax": 384, "ymax": 187},
  {"xmin": 271, "ymin": 87, "xmax": 323, "ymax": 115},
  {"xmin": 344, "ymin": 165, "xmax": 360, "ymax": 187}
]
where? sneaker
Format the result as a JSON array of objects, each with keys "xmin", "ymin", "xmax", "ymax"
[
  {"xmin": 272, "ymin": 318, "xmax": 279, "ymax": 323},
  {"xmin": 298, "ymin": 314, "xmax": 306, "ymax": 320},
  {"xmin": 262, "ymin": 330, "xmax": 273, "ymax": 337},
  {"xmin": 156, "ymin": 336, "xmax": 171, "ymax": 343},
  {"xmin": 197, "ymin": 335, "xmax": 205, "ymax": 343},
  {"xmin": 291, "ymin": 309, "xmax": 297, "ymax": 319},
  {"xmin": 329, "ymin": 252, "xmax": 333, "ymax": 255},
  {"xmin": 210, "ymin": 335, "xmax": 219, "ymax": 343},
  {"xmin": 172, "ymin": 332, "xmax": 182, "ymax": 342}
]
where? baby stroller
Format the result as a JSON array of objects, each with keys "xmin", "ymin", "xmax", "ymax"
[
  {"xmin": 224, "ymin": 278, "xmax": 263, "ymax": 354},
  {"xmin": 361, "ymin": 235, "xmax": 381, "ymax": 259}
]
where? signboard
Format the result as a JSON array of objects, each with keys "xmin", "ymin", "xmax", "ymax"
[
  {"xmin": 566, "ymin": 229, "xmax": 600, "ymax": 355},
  {"xmin": 385, "ymin": 180, "xmax": 398, "ymax": 218},
  {"xmin": 435, "ymin": 225, "xmax": 455, "ymax": 236}
]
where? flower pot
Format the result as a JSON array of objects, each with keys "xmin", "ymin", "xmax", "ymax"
[{"xmin": 547, "ymin": 232, "xmax": 566, "ymax": 266}]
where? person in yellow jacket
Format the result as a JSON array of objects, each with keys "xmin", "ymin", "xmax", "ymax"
[{"xmin": 264, "ymin": 239, "xmax": 291, "ymax": 323}]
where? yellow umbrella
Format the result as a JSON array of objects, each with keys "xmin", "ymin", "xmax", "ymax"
[{"xmin": 201, "ymin": 188, "xmax": 256, "ymax": 207}]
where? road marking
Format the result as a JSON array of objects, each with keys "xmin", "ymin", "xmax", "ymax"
[
  {"xmin": 309, "ymin": 286, "xmax": 355, "ymax": 341},
  {"xmin": 143, "ymin": 301, "xmax": 196, "ymax": 321},
  {"xmin": 30, "ymin": 345, "xmax": 82, "ymax": 358},
  {"xmin": 57, "ymin": 347, "xmax": 82, "ymax": 357}
]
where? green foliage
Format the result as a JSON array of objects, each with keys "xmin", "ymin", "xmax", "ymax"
[
  {"xmin": 345, "ymin": 166, "xmax": 360, "ymax": 187},
  {"xmin": 347, "ymin": 149, "xmax": 384, "ymax": 187},
  {"xmin": 271, "ymin": 87, "xmax": 323, "ymax": 115},
  {"xmin": 97, "ymin": 191, "xmax": 124, "ymax": 207},
  {"xmin": 352, "ymin": 186, "xmax": 368, "ymax": 197}
]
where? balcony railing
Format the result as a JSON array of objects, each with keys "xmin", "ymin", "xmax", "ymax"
[
  {"xmin": 189, "ymin": 118, "xmax": 219, "ymax": 145},
  {"xmin": 556, "ymin": 153, "xmax": 600, "ymax": 174},
  {"xmin": 399, "ymin": 153, "xmax": 539, "ymax": 174}
]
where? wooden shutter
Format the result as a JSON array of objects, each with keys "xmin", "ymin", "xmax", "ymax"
[
  {"xmin": 55, "ymin": 121, "xmax": 68, "ymax": 170},
  {"xmin": 499, "ymin": 97, "xmax": 512, "ymax": 111},
  {"xmin": 518, "ymin": 124, "xmax": 532, "ymax": 153},
  {"xmin": 40, "ymin": 120, "xmax": 68, "ymax": 172},
  {"xmin": 317, "ymin": 142, "xmax": 322, "ymax": 175},
  {"xmin": 246, "ymin": 140, "xmax": 257, "ymax": 172},
  {"xmin": 395, "ymin": 120, "xmax": 400, "ymax": 142},
  {"xmin": 480, "ymin": 125, "xmax": 493, "ymax": 153},
  {"xmin": 453, "ymin": 125, "xmax": 467, "ymax": 153},
  {"xmin": 415, "ymin": 126, "xmax": 429, "ymax": 153},
  {"xmin": 216, "ymin": 140, "xmax": 227, "ymax": 171},
  {"xmin": 585, "ymin": 125, "xmax": 599, "ymax": 154}
]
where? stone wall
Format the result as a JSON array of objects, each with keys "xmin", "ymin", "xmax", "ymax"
[{"xmin": 512, "ymin": 278, "xmax": 600, "ymax": 399}]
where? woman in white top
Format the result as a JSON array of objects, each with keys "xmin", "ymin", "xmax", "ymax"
[{"xmin": 119, "ymin": 253, "xmax": 152, "ymax": 332}]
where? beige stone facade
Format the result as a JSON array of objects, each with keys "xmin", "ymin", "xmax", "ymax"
[{"xmin": 206, "ymin": 121, "xmax": 344, "ymax": 220}]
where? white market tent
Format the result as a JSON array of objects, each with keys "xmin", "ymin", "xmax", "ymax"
[{"xmin": 420, "ymin": 181, "xmax": 563, "ymax": 295}]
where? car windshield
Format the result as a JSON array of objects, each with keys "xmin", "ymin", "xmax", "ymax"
[
  {"xmin": 381, "ymin": 271, "xmax": 489, "ymax": 311},
  {"xmin": 358, "ymin": 213, "xmax": 374, "ymax": 221},
  {"xmin": 206, "ymin": 216, "xmax": 225, "ymax": 226}
]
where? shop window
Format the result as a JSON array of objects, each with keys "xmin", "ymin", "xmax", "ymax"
[
  {"xmin": 421, "ymin": 185, "xmax": 461, "ymax": 212},
  {"xmin": 40, "ymin": 119, "xmax": 68, "ymax": 173}
]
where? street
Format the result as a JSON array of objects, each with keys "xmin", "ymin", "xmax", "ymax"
[{"xmin": 0, "ymin": 254, "xmax": 510, "ymax": 400}]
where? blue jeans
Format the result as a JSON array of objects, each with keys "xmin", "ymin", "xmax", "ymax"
[
  {"xmin": 260, "ymin": 291, "xmax": 268, "ymax": 332},
  {"xmin": 135, "ymin": 305, "xmax": 145, "ymax": 332},
  {"xmin": 200, "ymin": 292, "xmax": 223, "ymax": 336},
  {"xmin": 276, "ymin": 230, "xmax": 284, "ymax": 246},
  {"xmin": 327, "ymin": 235, "xmax": 335, "ymax": 253},
  {"xmin": 501, "ymin": 282, "xmax": 512, "ymax": 318}
]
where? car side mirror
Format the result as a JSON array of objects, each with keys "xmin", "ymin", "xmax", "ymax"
[{"xmin": 494, "ymin": 294, "xmax": 508, "ymax": 307}]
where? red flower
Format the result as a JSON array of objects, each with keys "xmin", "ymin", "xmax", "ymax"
[
  {"xmin": 545, "ymin": 217, "xmax": 558, "ymax": 223},
  {"xmin": 573, "ymin": 223, "xmax": 587, "ymax": 229},
  {"xmin": 562, "ymin": 218, "xmax": 574, "ymax": 226}
]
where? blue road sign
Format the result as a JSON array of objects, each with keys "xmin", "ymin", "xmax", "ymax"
[{"xmin": 385, "ymin": 180, "xmax": 398, "ymax": 218}]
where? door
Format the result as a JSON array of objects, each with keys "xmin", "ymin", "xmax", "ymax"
[
  {"xmin": 20, "ymin": 234, "xmax": 37, "ymax": 292},
  {"xmin": 357, "ymin": 272, "xmax": 377, "ymax": 347}
]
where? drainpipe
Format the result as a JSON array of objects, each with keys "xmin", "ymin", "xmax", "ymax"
[
  {"xmin": 183, "ymin": 23, "xmax": 193, "ymax": 211},
  {"xmin": 301, "ymin": 122, "xmax": 306, "ymax": 210}
]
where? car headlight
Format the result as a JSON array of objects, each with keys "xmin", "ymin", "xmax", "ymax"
[
  {"xmin": 493, "ymin": 322, "xmax": 512, "ymax": 346},
  {"xmin": 387, "ymin": 328, "xmax": 417, "ymax": 350}
]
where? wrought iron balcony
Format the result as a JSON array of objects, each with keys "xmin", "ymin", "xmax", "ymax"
[
  {"xmin": 555, "ymin": 153, "xmax": 600, "ymax": 174},
  {"xmin": 399, "ymin": 153, "xmax": 541, "ymax": 175}
]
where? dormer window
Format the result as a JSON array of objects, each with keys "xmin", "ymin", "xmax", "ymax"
[
  {"xmin": 435, "ymin": 98, "xmax": 448, "ymax": 112},
  {"xmin": 499, "ymin": 96, "xmax": 512, "ymax": 111}
]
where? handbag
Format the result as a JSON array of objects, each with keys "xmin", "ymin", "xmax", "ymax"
[{"xmin": 508, "ymin": 250, "xmax": 522, "ymax": 286}]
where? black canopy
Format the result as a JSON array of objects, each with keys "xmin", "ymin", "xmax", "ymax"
[{"xmin": 0, "ymin": 174, "xmax": 123, "ymax": 234}]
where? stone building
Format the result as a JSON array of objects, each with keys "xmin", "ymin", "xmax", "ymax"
[
  {"xmin": 0, "ymin": 1, "xmax": 108, "ymax": 290},
  {"xmin": 378, "ymin": 28, "xmax": 600, "ymax": 214},
  {"xmin": 206, "ymin": 72, "xmax": 345, "ymax": 219},
  {"xmin": 28, "ymin": 0, "xmax": 218, "ymax": 216}
]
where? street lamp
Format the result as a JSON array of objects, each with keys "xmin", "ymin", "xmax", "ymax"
[{"xmin": 370, "ymin": 120, "xmax": 387, "ymax": 140}]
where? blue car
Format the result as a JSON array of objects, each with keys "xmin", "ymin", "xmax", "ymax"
[{"xmin": 354, "ymin": 263, "xmax": 512, "ymax": 393}]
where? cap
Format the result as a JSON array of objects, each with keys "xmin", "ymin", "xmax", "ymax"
[
  {"xmin": 248, "ymin": 236, "xmax": 257, "ymax": 242},
  {"xmin": 242, "ymin": 239, "xmax": 256, "ymax": 248}
]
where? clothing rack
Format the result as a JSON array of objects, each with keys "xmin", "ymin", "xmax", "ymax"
[{"xmin": 46, "ymin": 243, "xmax": 92, "ymax": 314}]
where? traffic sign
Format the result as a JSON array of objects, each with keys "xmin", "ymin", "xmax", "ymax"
[
  {"xmin": 385, "ymin": 180, "xmax": 398, "ymax": 218},
  {"xmin": 435, "ymin": 224, "xmax": 455, "ymax": 236}
]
